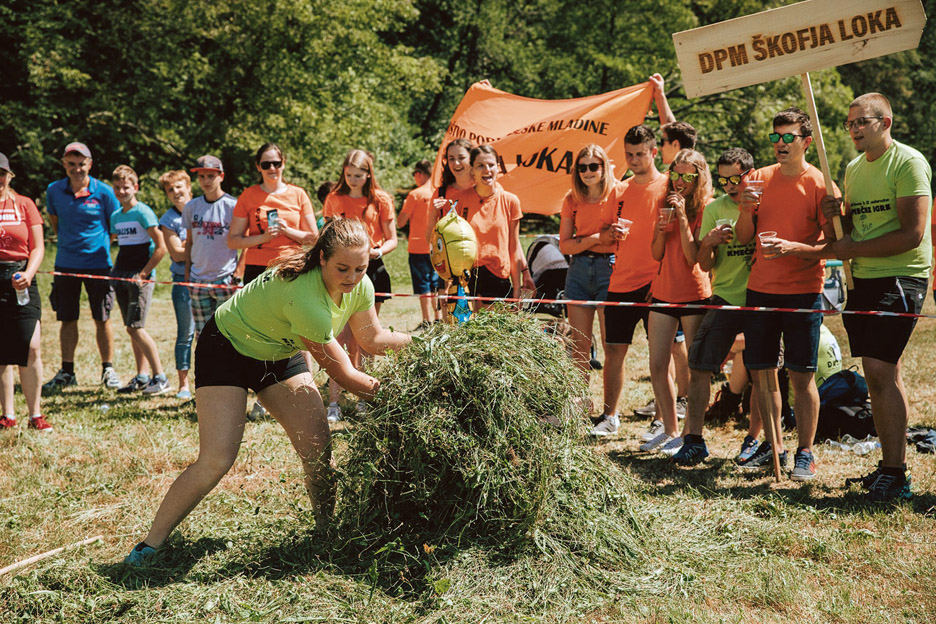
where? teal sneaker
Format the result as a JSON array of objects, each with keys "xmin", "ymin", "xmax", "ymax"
[
  {"xmin": 867, "ymin": 469, "xmax": 912, "ymax": 503},
  {"xmin": 124, "ymin": 542, "xmax": 156, "ymax": 566}
]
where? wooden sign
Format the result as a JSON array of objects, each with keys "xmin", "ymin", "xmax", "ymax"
[{"xmin": 673, "ymin": 0, "xmax": 927, "ymax": 98}]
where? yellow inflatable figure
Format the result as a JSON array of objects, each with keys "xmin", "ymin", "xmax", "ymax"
[{"xmin": 430, "ymin": 205, "xmax": 477, "ymax": 323}]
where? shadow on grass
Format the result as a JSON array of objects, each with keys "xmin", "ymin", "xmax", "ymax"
[
  {"xmin": 96, "ymin": 536, "xmax": 228, "ymax": 589},
  {"xmin": 606, "ymin": 448, "xmax": 936, "ymax": 516}
]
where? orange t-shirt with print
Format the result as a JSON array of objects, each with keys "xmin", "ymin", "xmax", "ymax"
[
  {"xmin": 457, "ymin": 187, "xmax": 522, "ymax": 279},
  {"xmin": 747, "ymin": 163, "xmax": 834, "ymax": 295},
  {"xmin": 233, "ymin": 184, "xmax": 315, "ymax": 267},
  {"xmin": 600, "ymin": 173, "xmax": 668, "ymax": 293},
  {"xmin": 323, "ymin": 190, "xmax": 395, "ymax": 248},
  {"xmin": 652, "ymin": 207, "xmax": 712, "ymax": 302},
  {"xmin": 400, "ymin": 182, "xmax": 433, "ymax": 254},
  {"xmin": 560, "ymin": 184, "xmax": 620, "ymax": 254}
]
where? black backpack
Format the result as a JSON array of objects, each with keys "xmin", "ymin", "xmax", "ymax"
[{"xmin": 815, "ymin": 368, "xmax": 876, "ymax": 441}]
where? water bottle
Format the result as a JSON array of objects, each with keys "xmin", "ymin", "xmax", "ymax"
[{"xmin": 13, "ymin": 273, "xmax": 29, "ymax": 306}]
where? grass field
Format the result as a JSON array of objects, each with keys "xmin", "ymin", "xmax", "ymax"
[{"xmin": 1, "ymin": 238, "xmax": 935, "ymax": 623}]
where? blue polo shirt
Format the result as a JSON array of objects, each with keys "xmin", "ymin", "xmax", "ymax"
[{"xmin": 46, "ymin": 176, "xmax": 121, "ymax": 269}]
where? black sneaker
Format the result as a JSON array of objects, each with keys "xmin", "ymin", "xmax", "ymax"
[
  {"xmin": 42, "ymin": 369, "xmax": 77, "ymax": 394},
  {"xmin": 739, "ymin": 440, "xmax": 788, "ymax": 470},
  {"xmin": 117, "ymin": 375, "xmax": 150, "ymax": 394},
  {"xmin": 672, "ymin": 437, "xmax": 709, "ymax": 466},
  {"xmin": 867, "ymin": 469, "xmax": 912, "ymax": 503},
  {"xmin": 734, "ymin": 435, "xmax": 760, "ymax": 464},
  {"xmin": 845, "ymin": 461, "xmax": 883, "ymax": 490}
]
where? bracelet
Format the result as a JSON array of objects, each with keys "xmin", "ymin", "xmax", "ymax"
[
  {"xmin": 521, "ymin": 266, "xmax": 531, "ymax": 274},
  {"xmin": 375, "ymin": 247, "xmax": 383, "ymax": 259}
]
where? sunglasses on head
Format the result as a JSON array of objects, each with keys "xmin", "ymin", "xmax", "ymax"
[
  {"xmin": 259, "ymin": 161, "xmax": 283, "ymax": 170},
  {"xmin": 768, "ymin": 132, "xmax": 806, "ymax": 144},
  {"xmin": 669, "ymin": 171, "xmax": 699, "ymax": 183},
  {"xmin": 717, "ymin": 168, "xmax": 752, "ymax": 186},
  {"xmin": 577, "ymin": 163, "xmax": 602, "ymax": 173}
]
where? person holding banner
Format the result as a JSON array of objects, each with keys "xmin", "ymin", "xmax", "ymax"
[
  {"xmin": 454, "ymin": 145, "xmax": 534, "ymax": 307},
  {"xmin": 734, "ymin": 107, "xmax": 837, "ymax": 481},
  {"xmin": 822, "ymin": 93, "xmax": 932, "ymax": 502},
  {"xmin": 590, "ymin": 125, "xmax": 667, "ymax": 437},
  {"xmin": 558, "ymin": 145, "xmax": 618, "ymax": 378},
  {"xmin": 639, "ymin": 149, "xmax": 712, "ymax": 454}
]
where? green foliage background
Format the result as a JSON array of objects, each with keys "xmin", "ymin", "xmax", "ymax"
[{"xmin": 1, "ymin": 0, "xmax": 933, "ymax": 211}]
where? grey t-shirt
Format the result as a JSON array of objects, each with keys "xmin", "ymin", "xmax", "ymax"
[{"xmin": 182, "ymin": 194, "xmax": 239, "ymax": 281}]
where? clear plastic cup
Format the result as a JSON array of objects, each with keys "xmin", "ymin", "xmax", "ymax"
[
  {"xmin": 616, "ymin": 218, "xmax": 633, "ymax": 240},
  {"xmin": 659, "ymin": 204, "xmax": 676, "ymax": 225},
  {"xmin": 746, "ymin": 179, "xmax": 765, "ymax": 203},
  {"xmin": 758, "ymin": 230, "xmax": 778, "ymax": 258},
  {"xmin": 715, "ymin": 218, "xmax": 734, "ymax": 242}
]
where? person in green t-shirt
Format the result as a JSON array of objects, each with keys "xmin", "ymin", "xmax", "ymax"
[
  {"xmin": 124, "ymin": 218, "xmax": 411, "ymax": 565},
  {"xmin": 823, "ymin": 92, "xmax": 933, "ymax": 503},
  {"xmin": 673, "ymin": 148, "xmax": 757, "ymax": 466}
]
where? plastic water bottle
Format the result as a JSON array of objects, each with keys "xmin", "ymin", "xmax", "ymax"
[{"xmin": 13, "ymin": 273, "xmax": 29, "ymax": 306}]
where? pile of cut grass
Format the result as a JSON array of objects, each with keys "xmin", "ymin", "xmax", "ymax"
[{"xmin": 336, "ymin": 311, "xmax": 647, "ymax": 598}]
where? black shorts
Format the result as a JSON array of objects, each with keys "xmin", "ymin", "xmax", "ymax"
[
  {"xmin": 469, "ymin": 265, "xmax": 512, "ymax": 302},
  {"xmin": 368, "ymin": 257, "xmax": 392, "ymax": 303},
  {"xmin": 604, "ymin": 283, "xmax": 651, "ymax": 345},
  {"xmin": 687, "ymin": 296, "xmax": 745, "ymax": 373},
  {"xmin": 244, "ymin": 264, "xmax": 266, "ymax": 285},
  {"xmin": 649, "ymin": 297, "xmax": 709, "ymax": 319},
  {"xmin": 194, "ymin": 316, "xmax": 309, "ymax": 392},
  {"xmin": 843, "ymin": 276, "xmax": 926, "ymax": 364},
  {"xmin": 0, "ymin": 276, "xmax": 41, "ymax": 367},
  {"xmin": 50, "ymin": 266, "xmax": 113, "ymax": 322}
]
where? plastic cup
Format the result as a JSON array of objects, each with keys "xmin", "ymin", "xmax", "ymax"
[
  {"xmin": 616, "ymin": 218, "xmax": 633, "ymax": 241},
  {"xmin": 746, "ymin": 179, "xmax": 765, "ymax": 203},
  {"xmin": 715, "ymin": 218, "xmax": 734, "ymax": 242},
  {"xmin": 659, "ymin": 204, "xmax": 676, "ymax": 225},
  {"xmin": 758, "ymin": 230, "xmax": 778, "ymax": 258}
]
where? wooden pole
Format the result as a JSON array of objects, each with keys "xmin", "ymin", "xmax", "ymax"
[
  {"xmin": 801, "ymin": 71, "xmax": 854, "ymax": 289},
  {"xmin": 755, "ymin": 370, "xmax": 783, "ymax": 482},
  {"xmin": 0, "ymin": 535, "xmax": 103, "ymax": 577}
]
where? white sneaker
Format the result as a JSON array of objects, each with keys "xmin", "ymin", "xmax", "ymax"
[
  {"xmin": 589, "ymin": 414, "xmax": 620, "ymax": 437},
  {"xmin": 640, "ymin": 432, "xmax": 674, "ymax": 452},
  {"xmin": 248, "ymin": 401, "xmax": 267, "ymax": 421},
  {"xmin": 327, "ymin": 403, "xmax": 342, "ymax": 423},
  {"xmin": 101, "ymin": 366, "xmax": 121, "ymax": 389},
  {"xmin": 641, "ymin": 419, "xmax": 665, "ymax": 441},
  {"xmin": 659, "ymin": 436, "xmax": 684, "ymax": 456},
  {"xmin": 676, "ymin": 396, "xmax": 688, "ymax": 420}
]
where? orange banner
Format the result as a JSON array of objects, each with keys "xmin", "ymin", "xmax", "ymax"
[{"xmin": 433, "ymin": 81, "xmax": 654, "ymax": 215}]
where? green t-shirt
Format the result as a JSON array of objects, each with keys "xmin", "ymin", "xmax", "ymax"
[
  {"xmin": 214, "ymin": 268, "xmax": 375, "ymax": 361},
  {"xmin": 845, "ymin": 141, "xmax": 933, "ymax": 279},
  {"xmin": 698, "ymin": 195, "xmax": 755, "ymax": 306}
]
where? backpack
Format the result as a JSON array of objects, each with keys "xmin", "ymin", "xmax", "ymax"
[{"xmin": 815, "ymin": 368, "xmax": 876, "ymax": 441}]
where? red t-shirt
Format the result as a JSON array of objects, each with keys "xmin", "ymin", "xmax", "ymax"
[
  {"xmin": 600, "ymin": 174, "xmax": 668, "ymax": 293},
  {"xmin": 457, "ymin": 187, "xmax": 523, "ymax": 279},
  {"xmin": 561, "ymin": 185, "xmax": 620, "ymax": 254},
  {"xmin": 747, "ymin": 164, "xmax": 834, "ymax": 295},
  {"xmin": 652, "ymin": 208, "xmax": 712, "ymax": 302},
  {"xmin": 400, "ymin": 183, "xmax": 433, "ymax": 254},
  {"xmin": 233, "ymin": 184, "xmax": 315, "ymax": 267},
  {"xmin": 323, "ymin": 190, "xmax": 395, "ymax": 248},
  {"xmin": 0, "ymin": 193, "xmax": 42, "ymax": 262}
]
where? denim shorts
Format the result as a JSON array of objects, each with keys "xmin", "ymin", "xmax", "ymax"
[
  {"xmin": 408, "ymin": 253, "xmax": 443, "ymax": 295},
  {"xmin": 743, "ymin": 289, "xmax": 822, "ymax": 372},
  {"xmin": 564, "ymin": 253, "xmax": 613, "ymax": 306}
]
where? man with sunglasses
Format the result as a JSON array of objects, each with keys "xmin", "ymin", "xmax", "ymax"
[
  {"xmin": 821, "ymin": 93, "xmax": 932, "ymax": 503},
  {"xmin": 672, "ymin": 148, "xmax": 756, "ymax": 465},
  {"xmin": 735, "ymin": 107, "xmax": 838, "ymax": 482}
]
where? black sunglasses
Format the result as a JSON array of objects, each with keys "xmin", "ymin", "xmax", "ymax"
[
  {"xmin": 717, "ymin": 168, "xmax": 752, "ymax": 186},
  {"xmin": 842, "ymin": 116, "xmax": 884, "ymax": 131},
  {"xmin": 669, "ymin": 171, "xmax": 699, "ymax": 183},
  {"xmin": 768, "ymin": 132, "xmax": 806, "ymax": 144},
  {"xmin": 259, "ymin": 161, "xmax": 283, "ymax": 170},
  {"xmin": 577, "ymin": 163, "xmax": 602, "ymax": 173}
]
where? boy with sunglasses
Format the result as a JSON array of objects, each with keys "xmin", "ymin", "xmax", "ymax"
[
  {"xmin": 734, "ymin": 107, "xmax": 838, "ymax": 481},
  {"xmin": 672, "ymin": 148, "xmax": 756, "ymax": 465},
  {"xmin": 183, "ymin": 155, "xmax": 240, "ymax": 336},
  {"xmin": 822, "ymin": 93, "xmax": 932, "ymax": 502}
]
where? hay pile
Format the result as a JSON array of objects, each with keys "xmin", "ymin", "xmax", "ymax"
[{"xmin": 338, "ymin": 312, "xmax": 645, "ymax": 573}]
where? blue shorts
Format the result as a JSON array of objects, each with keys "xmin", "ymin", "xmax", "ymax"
[
  {"xmin": 408, "ymin": 253, "xmax": 443, "ymax": 295},
  {"xmin": 564, "ymin": 253, "xmax": 613, "ymax": 306},
  {"xmin": 743, "ymin": 289, "xmax": 822, "ymax": 372}
]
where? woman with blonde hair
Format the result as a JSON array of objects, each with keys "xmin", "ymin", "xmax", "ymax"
[{"xmin": 640, "ymin": 149, "xmax": 712, "ymax": 454}]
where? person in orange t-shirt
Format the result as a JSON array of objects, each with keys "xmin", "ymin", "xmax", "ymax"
[
  {"xmin": 322, "ymin": 149, "xmax": 398, "ymax": 422},
  {"xmin": 734, "ymin": 107, "xmax": 837, "ymax": 482},
  {"xmin": 398, "ymin": 159, "xmax": 442, "ymax": 328},
  {"xmin": 427, "ymin": 138, "xmax": 476, "ymax": 242},
  {"xmin": 641, "ymin": 149, "xmax": 712, "ymax": 453},
  {"xmin": 589, "ymin": 125, "xmax": 667, "ymax": 437},
  {"xmin": 228, "ymin": 143, "xmax": 319, "ymax": 284},
  {"xmin": 558, "ymin": 144, "xmax": 619, "ymax": 379},
  {"xmin": 456, "ymin": 145, "xmax": 535, "ymax": 309}
]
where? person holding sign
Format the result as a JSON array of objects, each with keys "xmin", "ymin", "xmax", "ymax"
[
  {"xmin": 734, "ymin": 107, "xmax": 837, "ymax": 481},
  {"xmin": 558, "ymin": 145, "xmax": 619, "ymax": 379},
  {"xmin": 822, "ymin": 93, "xmax": 932, "ymax": 503},
  {"xmin": 639, "ymin": 150, "xmax": 712, "ymax": 454}
]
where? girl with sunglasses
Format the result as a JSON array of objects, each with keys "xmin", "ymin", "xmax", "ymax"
[
  {"xmin": 641, "ymin": 149, "xmax": 713, "ymax": 454},
  {"xmin": 229, "ymin": 143, "xmax": 319, "ymax": 285},
  {"xmin": 322, "ymin": 149, "xmax": 398, "ymax": 421},
  {"xmin": 558, "ymin": 144, "xmax": 619, "ymax": 378}
]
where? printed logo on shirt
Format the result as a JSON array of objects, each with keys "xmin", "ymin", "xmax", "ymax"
[
  {"xmin": 0, "ymin": 202, "xmax": 24, "ymax": 225},
  {"xmin": 192, "ymin": 214, "xmax": 229, "ymax": 239}
]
